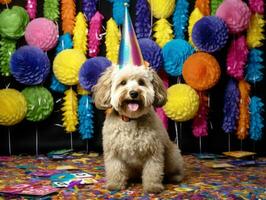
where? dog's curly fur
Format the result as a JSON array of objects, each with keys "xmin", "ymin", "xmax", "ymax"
[{"xmin": 93, "ymin": 65, "xmax": 184, "ymax": 193}]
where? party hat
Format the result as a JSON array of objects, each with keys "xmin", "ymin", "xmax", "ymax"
[{"xmin": 118, "ymin": 3, "xmax": 144, "ymax": 68}]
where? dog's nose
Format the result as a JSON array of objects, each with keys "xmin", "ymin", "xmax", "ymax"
[{"xmin": 129, "ymin": 91, "xmax": 138, "ymax": 98}]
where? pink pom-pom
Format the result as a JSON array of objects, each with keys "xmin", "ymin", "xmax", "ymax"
[
  {"xmin": 26, "ymin": 0, "xmax": 37, "ymax": 20},
  {"xmin": 25, "ymin": 18, "xmax": 59, "ymax": 51},
  {"xmin": 216, "ymin": 0, "xmax": 251, "ymax": 33},
  {"xmin": 226, "ymin": 35, "xmax": 249, "ymax": 80},
  {"xmin": 192, "ymin": 92, "xmax": 208, "ymax": 138},
  {"xmin": 249, "ymin": 0, "xmax": 264, "ymax": 14},
  {"xmin": 88, "ymin": 11, "xmax": 104, "ymax": 57}
]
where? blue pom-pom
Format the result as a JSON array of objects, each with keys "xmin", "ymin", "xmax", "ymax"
[
  {"xmin": 249, "ymin": 96, "xmax": 264, "ymax": 141},
  {"xmin": 138, "ymin": 38, "xmax": 162, "ymax": 71},
  {"xmin": 111, "ymin": 0, "xmax": 130, "ymax": 25},
  {"xmin": 162, "ymin": 39, "xmax": 194, "ymax": 76},
  {"xmin": 82, "ymin": 0, "xmax": 99, "ymax": 21},
  {"xmin": 173, "ymin": 0, "xmax": 189, "ymax": 39},
  {"xmin": 135, "ymin": 0, "xmax": 151, "ymax": 39},
  {"xmin": 245, "ymin": 49, "xmax": 264, "ymax": 83},
  {"xmin": 79, "ymin": 57, "xmax": 112, "ymax": 91},
  {"xmin": 78, "ymin": 95, "xmax": 94, "ymax": 140},
  {"xmin": 192, "ymin": 16, "xmax": 228, "ymax": 52},
  {"xmin": 10, "ymin": 45, "xmax": 50, "ymax": 85},
  {"xmin": 222, "ymin": 79, "xmax": 240, "ymax": 133}
]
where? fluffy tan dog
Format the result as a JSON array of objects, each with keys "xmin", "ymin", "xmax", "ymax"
[{"xmin": 93, "ymin": 65, "xmax": 184, "ymax": 193}]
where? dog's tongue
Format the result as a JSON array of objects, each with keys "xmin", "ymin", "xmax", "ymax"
[{"xmin": 128, "ymin": 103, "xmax": 139, "ymax": 111}]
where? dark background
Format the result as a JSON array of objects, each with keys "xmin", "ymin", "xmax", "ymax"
[{"xmin": 0, "ymin": 0, "xmax": 265, "ymax": 156}]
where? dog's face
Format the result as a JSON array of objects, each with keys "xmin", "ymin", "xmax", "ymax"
[{"xmin": 93, "ymin": 65, "xmax": 167, "ymax": 118}]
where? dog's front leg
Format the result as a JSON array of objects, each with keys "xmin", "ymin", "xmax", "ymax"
[
  {"xmin": 105, "ymin": 157, "xmax": 128, "ymax": 191},
  {"xmin": 142, "ymin": 155, "xmax": 164, "ymax": 193}
]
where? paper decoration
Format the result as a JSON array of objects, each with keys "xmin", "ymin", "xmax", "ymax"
[
  {"xmin": 62, "ymin": 88, "xmax": 78, "ymax": 133},
  {"xmin": 226, "ymin": 35, "xmax": 249, "ymax": 80},
  {"xmin": 22, "ymin": 86, "xmax": 54, "ymax": 122},
  {"xmin": 163, "ymin": 84, "xmax": 199, "ymax": 122},
  {"xmin": 44, "ymin": 0, "xmax": 60, "ymax": 21},
  {"xmin": 26, "ymin": 0, "xmax": 37, "ymax": 19},
  {"xmin": 248, "ymin": 0, "xmax": 264, "ymax": 14},
  {"xmin": 108, "ymin": 0, "xmax": 130, "ymax": 25},
  {"xmin": 148, "ymin": 0, "xmax": 175, "ymax": 19},
  {"xmin": 188, "ymin": 8, "xmax": 203, "ymax": 46},
  {"xmin": 0, "ymin": 0, "xmax": 12, "ymax": 4},
  {"xmin": 135, "ymin": 0, "xmax": 151, "ymax": 39},
  {"xmin": 173, "ymin": 0, "xmax": 189, "ymax": 40},
  {"xmin": 211, "ymin": 0, "xmax": 223, "ymax": 15},
  {"xmin": 0, "ymin": 89, "xmax": 27, "ymax": 126},
  {"xmin": 61, "ymin": 0, "xmax": 76, "ymax": 34},
  {"xmin": 153, "ymin": 18, "xmax": 174, "ymax": 48},
  {"xmin": 77, "ymin": 84, "xmax": 89, "ymax": 95},
  {"xmin": 0, "ymin": 38, "xmax": 16, "ymax": 76},
  {"xmin": 73, "ymin": 12, "xmax": 88, "ymax": 55},
  {"xmin": 82, "ymin": 0, "xmax": 98, "ymax": 21},
  {"xmin": 195, "ymin": 0, "xmax": 210, "ymax": 16},
  {"xmin": 247, "ymin": 13, "xmax": 265, "ymax": 48},
  {"xmin": 10, "ymin": 45, "xmax": 50, "ymax": 85}
]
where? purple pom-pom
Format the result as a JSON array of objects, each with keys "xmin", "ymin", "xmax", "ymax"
[
  {"xmin": 138, "ymin": 38, "xmax": 162, "ymax": 71},
  {"xmin": 10, "ymin": 45, "xmax": 50, "ymax": 85},
  {"xmin": 192, "ymin": 16, "xmax": 228, "ymax": 52},
  {"xmin": 135, "ymin": 0, "xmax": 151, "ymax": 39},
  {"xmin": 222, "ymin": 79, "xmax": 240, "ymax": 133},
  {"xmin": 82, "ymin": 0, "xmax": 99, "ymax": 21},
  {"xmin": 79, "ymin": 57, "xmax": 111, "ymax": 91}
]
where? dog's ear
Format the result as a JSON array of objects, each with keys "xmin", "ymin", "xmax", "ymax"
[
  {"xmin": 152, "ymin": 70, "xmax": 167, "ymax": 107},
  {"xmin": 92, "ymin": 66, "xmax": 113, "ymax": 110}
]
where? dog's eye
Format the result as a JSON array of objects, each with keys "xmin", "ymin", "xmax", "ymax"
[
  {"xmin": 138, "ymin": 79, "xmax": 145, "ymax": 86},
  {"xmin": 120, "ymin": 80, "xmax": 127, "ymax": 85}
]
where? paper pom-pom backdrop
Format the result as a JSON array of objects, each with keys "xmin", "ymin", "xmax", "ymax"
[
  {"xmin": 0, "ymin": 38, "xmax": 16, "ymax": 76},
  {"xmin": 44, "ymin": 0, "xmax": 60, "ymax": 21},
  {"xmin": 73, "ymin": 12, "xmax": 88, "ymax": 55},
  {"xmin": 135, "ymin": 0, "xmax": 151, "ymax": 39},
  {"xmin": 22, "ymin": 86, "xmax": 54, "ymax": 122},
  {"xmin": 0, "ymin": 89, "xmax": 27, "ymax": 126},
  {"xmin": 245, "ymin": 49, "xmax": 264, "ymax": 83},
  {"xmin": 148, "ymin": 0, "xmax": 175, "ymax": 19},
  {"xmin": 61, "ymin": 0, "xmax": 76, "ymax": 35},
  {"xmin": 153, "ymin": 19, "xmax": 174, "ymax": 48},
  {"xmin": 82, "ymin": 0, "xmax": 99, "ymax": 21},
  {"xmin": 188, "ymin": 8, "xmax": 203, "ymax": 46},
  {"xmin": 173, "ymin": 0, "xmax": 189, "ymax": 40},
  {"xmin": 163, "ymin": 84, "xmax": 199, "ymax": 122},
  {"xmin": 10, "ymin": 45, "xmax": 51, "ymax": 85},
  {"xmin": 26, "ymin": 0, "xmax": 37, "ymax": 19}
]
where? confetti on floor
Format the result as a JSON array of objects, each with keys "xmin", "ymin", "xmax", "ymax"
[{"xmin": 0, "ymin": 153, "xmax": 266, "ymax": 199}]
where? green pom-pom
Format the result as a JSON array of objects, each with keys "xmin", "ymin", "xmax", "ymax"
[
  {"xmin": 44, "ymin": 0, "xmax": 60, "ymax": 21},
  {"xmin": 0, "ymin": 38, "xmax": 16, "ymax": 76},
  {"xmin": 0, "ymin": 6, "xmax": 29, "ymax": 39},
  {"xmin": 211, "ymin": 0, "xmax": 223, "ymax": 15},
  {"xmin": 22, "ymin": 86, "xmax": 54, "ymax": 122}
]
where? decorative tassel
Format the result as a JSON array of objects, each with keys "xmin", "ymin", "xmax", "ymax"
[
  {"xmin": 61, "ymin": 0, "xmax": 76, "ymax": 35},
  {"xmin": 73, "ymin": 12, "xmax": 88, "ymax": 55},
  {"xmin": 248, "ymin": 0, "xmax": 264, "ymax": 14},
  {"xmin": 26, "ymin": 0, "xmax": 37, "ymax": 20},
  {"xmin": 247, "ymin": 13, "xmax": 265, "ymax": 48},
  {"xmin": 105, "ymin": 18, "xmax": 121, "ymax": 64},
  {"xmin": 0, "ymin": 38, "xmax": 16, "ymax": 76},
  {"xmin": 82, "ymin": 0, "xmax": 99, "ymax": 21},
  {"xmin": 211, "ymin": 0, "xmax": 223, "ymax": 15},
  {"xmin": 61, "ymin": 88, "xmax": 78, "ymax": 133},
  {"xmin": 173, "ymin": 0, "xmax": 189, "ymax": 40},
  {"xmin": 78, "ymin": 95, "xmax": 94, "ymax": 140},
  {"xmin": 188, "ymin": 8, "xmax": 203, "ymax": 46},
  {"xmin": 236, "ymin": 80, "xmax": 250, "ymax": 140},
  {"xmin": 88, "ymin": 11, "xmax": 104, "ymax": 57},
  {"xmin": 135, "ymin": 0, "xmax": 151, "ymax": 39},
  {"xmin": 44, "ymin": 0, "xmax": 60, "ymax": 21},
  {"xmin": 108, "ymin": 0, "xmax": 130, "ymax": 25},
  {"xmin": 195, "ymin": 0, "xmax": 210, "ymax": 16},
  {"xmin": 249, "ymin": 96, "xmax": 264, "ymax": 141},
  {"xmin": 153, "ymin": 18, "xmax": 174, "ymax": 48},
  {"xmin": 245, "ymin": 49, "xmax": 264, "ymax": 83},
  {"xmin": 226, "ymin": 35, "xmax": 249, "ymax": 80},
  {"xmin": 192, "ymin": 92, "xmax": 209, "ymax": 137},
  {"xmin": 148, "ymin": 0, "xmax": 175, "ymax": 19},
  {"xmin": 222, "ymin": 79, "xmax": 240, "ymax": 133}
]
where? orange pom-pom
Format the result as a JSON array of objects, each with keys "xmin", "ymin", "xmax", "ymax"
[
  {"xmin": 195, "ymin": 0, "xmax": 210, "ymax": 16},
  {"xmin": 61, "ymin": 0, "xmax": 76, "ymax": 35},
  {"xmin": 182, "ymin": 52, "xmax": 221, "ymax": 91},
  {"xmin": 236, "ymin": 80, "xmax": 250, "ymax": 140},
  {"xmin": 0, "ymin": 0, "xmax": 11, "ymax": 4}
]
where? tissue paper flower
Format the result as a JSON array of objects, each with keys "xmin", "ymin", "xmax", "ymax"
[
  {"xmin": 183, "ymin": 52, "xmax": 221, "ymax": 91},
  {"xmin": 26, "ymin": 0, "xmax": 37, "ymax": 19},
  {"xmin": 162, "ymin": 39, "xmax": 194, "ymax": 76},
  {"xmin": 173, "ymin": 0, "xmax": 189, "ymax": 40},
  {"xmin": 25, "ymin": 18, "xmax": 59, "ymax": 51},
  {"xmin": 73, "ymin": 12, "xmax": 88, "ymax": 55},
  {"xmin": 147, "ymin": 0, "xmax": 175, "ymax": 19},
  {"xmin": 163, "ymin": 84, "xmax": 199, "ymax": 122},
  {"xmin": 188, "ymin": 8, "xmax": 203, "ymax": 46},
  {"xmin": 82, "ymin": 0, "xmax": 98, "ymax": 21},
  {"xmin": 248, "ymin": 0, "xmax": 264, "ymax": 14},
  {"xmin": 53, "ymin": 49, "xmax": 86, "ymax": 85},
  {"xmin": 153, "ymin": 18, "xmax": 174, "ymax": 48},
  {"xmin": 10, "ymin": 45, "xmax": 50, "ymax": 85},
  {"xmin": 247, "ymin": 13, "xmax": 265, "ymax": 48},
  {"xmin": 195, "ymin": 0, "xmax": 210, "ymax": 16},
  {"xmin": 0, "ymin": 88, "xmax": 27, "ymax": 126},
  {"xmin": 44, "ymin": 0, "xmax": 60, "ymax": 21},
  {"xmin": 22, "ymin": 86, "xmax": 54, "ymax": 122},
  {"xmin": 61, "ymin": 0, "xmax": 76, "ymax": 34},
  {"xmin": 0, "ymin": 38, "xmax": 16, "ymax": 76}
]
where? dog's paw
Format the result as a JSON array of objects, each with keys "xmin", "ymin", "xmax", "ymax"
[
  {"xmin": 106, "ymin": 182, "xmax": 126, "ymax": 191},
  {"xmin": 143, "ymin": 183, "xmax": 164, "ymax": 193}
]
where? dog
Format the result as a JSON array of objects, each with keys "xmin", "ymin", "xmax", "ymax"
[{"xmin": 92, "ymin": 64, "xmax": 184, "ymax": 193}]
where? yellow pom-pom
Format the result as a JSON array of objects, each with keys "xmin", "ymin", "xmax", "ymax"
[
  {"xmin": 105, "ymin": 18, "xmax": 120, "ymax": 64},
  {"xmin": 77, "ymin": 84, "xmax": 90, "ymax": 95},
  {"xmin": 163, "ymin": 84, "xmax": 199, "ymax": 122},
  {"xmin": 153, "ymin": 18, "xmax": 174, "ymax": 48},
  {"xmin": 61, "ymin": 88, "xmax": 78, "ymax": 133},
  {"xmin": 0, "ymin": 88, "xmax": 27, "ymax": 126},
  {"xmin": 53, "ymin": 49, "xmax": 87, "ymax": 85},
  {"xmin": 188, "ymin": 8, "xmax": 204, "ymax": 46},
  {"xmin": 148, "ymin": 0, "xmax": 175, "ymax": 19},
  {"xmin": 247, "ymin": 13, "xmax": 265, "ymax": 48},
  {"xmin": 73, "ymin": 12, "xmax": 88, "ymax": 55}
]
